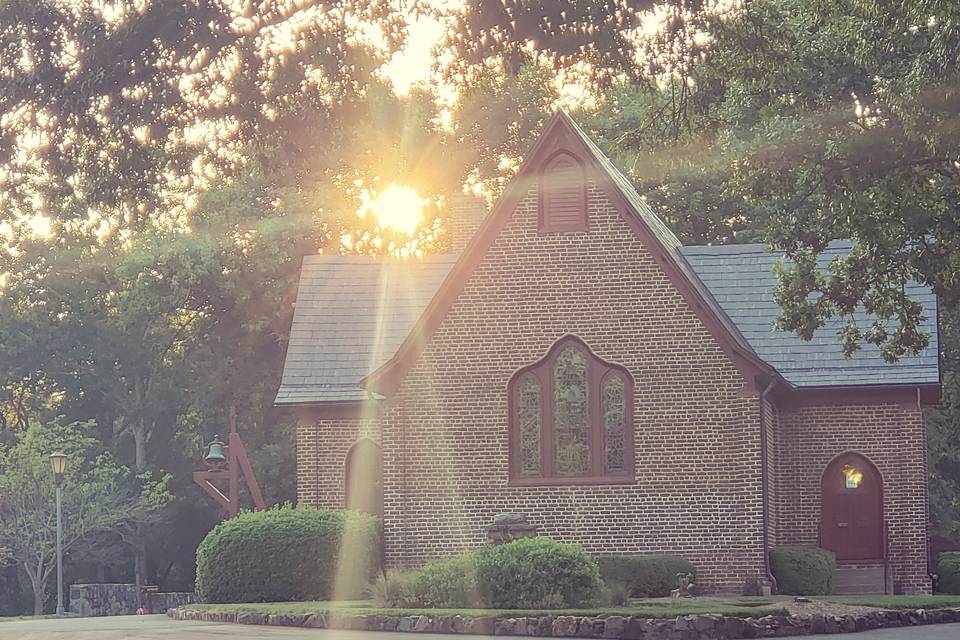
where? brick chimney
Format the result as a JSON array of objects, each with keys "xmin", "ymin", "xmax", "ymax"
[{"xmin": 449, "ymin": 193, "xmax": 488, "ymax": 253}]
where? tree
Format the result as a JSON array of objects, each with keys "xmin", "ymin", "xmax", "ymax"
[
  {"xmin": 0, "ymin": 419, "xmax": 169, "ymax": 614},
  {"xmin": 0, "ymin": 0, "xmax": 404, "ymax": 238},
  {"xmin": 442, "ymin": 0, "xmax": 711, "ymax": 88},
  {"xmin": 678, "ymin": 0, "xmax": 960, "ymax": 360}
]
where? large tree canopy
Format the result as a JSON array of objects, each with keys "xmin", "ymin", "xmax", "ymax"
[{"xmin": 0, "ymin": 0, "xmax": 403, "ymax": 237}]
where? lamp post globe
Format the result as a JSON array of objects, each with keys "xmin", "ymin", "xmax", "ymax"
[
  {"xmin": 49, "ymin": 450, "xmax": 67, "ymax": 478},
  {"xmin": 49, "ymin": 450, "xmax": 67, "ymax": 616}
]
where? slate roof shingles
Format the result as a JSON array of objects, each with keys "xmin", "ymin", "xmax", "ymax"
[
  {"xmin": 678, "ymin": 242, "xmax": 939, "ymax": 388},
  {"xmin": 274, "ymin": 254, "xmax": 458, "ymax": 404}
]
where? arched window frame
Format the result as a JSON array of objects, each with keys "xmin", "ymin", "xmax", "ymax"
[
  {"xmin": 538, "ymin": 150, "xmax": 588, "ymax": 233},
  {"xmin": 508, "ymin": 336, "xmax": 635, "ymax": 485}
]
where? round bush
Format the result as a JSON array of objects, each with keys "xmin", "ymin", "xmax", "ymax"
[
  {"xmin": 402, "ymin": 554, "xmax": 479, "ymax": 608},
  {"xmin": 937, "ymin": 552, "xmax": 960, "ymax": 594},
  {"xmin": 473, "ymin": 537, "xmax": 602, "ymax": 608},
  {"xmin": 596, "ymin": 554, "xmax": 696, "ymax": 597},
  {"xmin": 195, "ymin": 506, "xmax": 380, "ymax": 603},
  {"xmin": 769, "ymin": 545, "xmax": 835, "ymax": 595}
]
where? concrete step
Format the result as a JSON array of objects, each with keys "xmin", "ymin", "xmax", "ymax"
[{"xmin": 834, "ymin": 565, "xmax": 887, "ymax": 595}]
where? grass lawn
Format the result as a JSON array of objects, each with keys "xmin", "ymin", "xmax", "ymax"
[
  {"xmin": 184, "ymin": 598, "xmax": 787, "ymax": 619},
  {"xmin": 816, "ymin": 595, "xmax": 960, "ymax": 609},
  {"xmin": 0, "ymin": 615, "xmax": 56, "ymax": 622}
]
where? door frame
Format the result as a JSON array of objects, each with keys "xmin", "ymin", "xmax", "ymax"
[{"xmin": 820, "ymin": 451, "xmax": 885, "ymax": 562}]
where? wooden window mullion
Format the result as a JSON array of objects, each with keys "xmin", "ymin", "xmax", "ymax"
[
  {"xmin": 590, "ymin": 363, "xmax": 605, "ymax": 476},
  {"xmin": 542, "ymin": 364, "xmax": 556, "ymax": 478}
]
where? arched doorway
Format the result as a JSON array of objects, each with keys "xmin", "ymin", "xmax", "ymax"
[
  {"xmin": 344, "ymin": 439, "xmax": 383, "ymax": 518},
  {"xmin": 820, "ymin": 452, "xmax": 884, "ymax": 561}
]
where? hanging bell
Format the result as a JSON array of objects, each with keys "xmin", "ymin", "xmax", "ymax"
[{"xmin": 204, "ymin": 435, "xmax": 227, "ymax": 469}]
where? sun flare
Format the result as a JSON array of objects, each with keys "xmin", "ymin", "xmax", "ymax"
[{"xmin": 357, "ymin": 184, "xmax": 425, "ymax": 236}]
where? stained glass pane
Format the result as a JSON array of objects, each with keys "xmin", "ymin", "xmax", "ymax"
[
  {"xmin": 517, "ymin": 375, "xmax": 542, "ymax": 477},
  {"xmin": 554, "ymin": 346, "xmax": 590, "ymax": 475},
  {"xmin": 603, "ymin": 375, "xmax": 626, "ymax": 473},
  {"xmin": 842, "ymin": 465, "xmax": 863, "ymax": 489}
]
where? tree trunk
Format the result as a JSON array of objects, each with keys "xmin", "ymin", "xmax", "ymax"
[
  {"xmin": 133, "ymin": 428, "xmax": 147, "ymax": 472},
  {"xmin": 26, "ymin": 570, "xmax": 47, "ymax": 616}
]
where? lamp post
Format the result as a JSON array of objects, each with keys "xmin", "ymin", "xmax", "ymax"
[{"xmin": 49, "ymin": 450, "xmax": 67, "ymax": 616}]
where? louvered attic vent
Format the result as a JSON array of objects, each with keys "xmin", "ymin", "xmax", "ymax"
[{"xmin": 539, "ymin": 152, "xmax": 586, "ymax": 232}]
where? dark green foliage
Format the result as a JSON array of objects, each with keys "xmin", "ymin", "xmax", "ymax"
[
  {"xmin": 402, "ymin": 555, "xmax": 480, "ymax": 608},
  {"xmin": 195, "ymin": 506, "xmax": 379, "ymax": 603},
  {"xmin": 399, "ymin": 538, "xmax": 602, "ymax": 609},
  {"xmin": 769, "ymin": 546, "xmax": 835, "ymax": 595},
  {"xmin": 596, "ymin": 554, "xmax": 696, "ymax": 597},
  {"xmin": 936, "ymin": 552, "xmax": 960, "ymax": 594},
  {"xmin": 472, "ymin": 538, "xmax": 602, "ymax": 608}
]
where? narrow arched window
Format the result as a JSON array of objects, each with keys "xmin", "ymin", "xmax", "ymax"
[
  {"xmin": 602, "ymin": 373, "xmax": 627, "ymax": 474},
  {"xmin": 540, "ymin": 152, "xmax": 587, "ymax": 232},
  {"xmin": 554, "ymin": 346, "xmax": 590, "ymax": 475},
  {"xmin": 509, "ymin": 337, "xmax": 634, "ymax": 484},
  {"xmin": 516, "ymin": 374, "xmax": 542, "ymax": 478}
]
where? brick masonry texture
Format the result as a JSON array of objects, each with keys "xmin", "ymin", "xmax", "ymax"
[
  {"xmin": 776, "ymin": 402, "xmax": 930, "ymax": 594},
  {"xmin": 296, "ymin": 180, "xmax": 931, "ymax": 595},
  {"xmin": 379, "ymin": 183, "xmax": 766, "ymax": 593},
  {"xmin": 296, "ymin": 417, "xmax": 380, "ymax": 507}
]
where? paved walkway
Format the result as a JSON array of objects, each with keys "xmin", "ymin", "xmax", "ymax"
[{"xmin": 2, "ymin": 615, "xmax": 960, "ymax": 639}]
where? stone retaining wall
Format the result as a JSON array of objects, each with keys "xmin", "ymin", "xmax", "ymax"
[
  {"xmin": 71, "ymin": 584, "xmax": 199, "ymax": 616},
  {"xmin": 168, "ymin": 606, "xmax": 960, "ymax": 638}
]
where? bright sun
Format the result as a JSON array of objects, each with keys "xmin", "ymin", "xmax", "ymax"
[{"xmin": 357, "ymin": 184, "xmax": 425, "ymax": 236}]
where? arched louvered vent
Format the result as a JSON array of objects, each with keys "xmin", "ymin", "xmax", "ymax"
[{"xmin": 540, "ymin": 152, "xmax": 586, "ymax": 232}]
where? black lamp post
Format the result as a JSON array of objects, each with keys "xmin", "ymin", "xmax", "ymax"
[{"xmin": 49, "ymin": 450, "xmax": 67, "ymax": 616}]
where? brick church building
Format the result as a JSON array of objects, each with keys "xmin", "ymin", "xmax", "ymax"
[{"xmin": 276, "ymin": 111, "xmax": 939, "ymax": 594}]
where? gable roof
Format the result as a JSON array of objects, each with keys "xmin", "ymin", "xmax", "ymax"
[
  {"xmin": 274, "ymin": 112, "xmax": 939, "ymax": 406},
  {"xmin": 679, "ymin": 242, "xmax": 940, "ymax": 387},
  {"xmin": 275, "ymin": 254, "xmax": 457, "ymax": 404}
]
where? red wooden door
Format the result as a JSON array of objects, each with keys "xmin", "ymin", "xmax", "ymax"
[{"xmin": 820, "ymin": 453, "xmax": 883, "ymax": 561}]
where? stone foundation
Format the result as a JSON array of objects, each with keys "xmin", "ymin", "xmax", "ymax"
[{"xmin": 168, "ymin": 605, "xmax": 960, "ymax": 638}]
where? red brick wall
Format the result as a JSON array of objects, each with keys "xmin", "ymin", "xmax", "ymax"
[
  {"xmin": 296, "ymin": 417, "xmax": 381, "ymax": 508},
  {"xmin": 775, "ymin": 401, "xmax": 931, "ymax": 594},
  {"xmin": 378, "ymin": 182, "xmax": 767, "ymax": 593}
]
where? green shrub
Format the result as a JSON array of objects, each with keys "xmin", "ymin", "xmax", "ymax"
[
  {"xmin": 769, "ymin": 546, "xmax": 835, "ymax": 595},
  {"xmin": 596, "ymin": 555, "xmax": 696, "ymax": 597},
  {"xmin": 937, "ymin": 552, "xmax": 960, "ymax": 594},
  {"xmin": 599, "ymin": 580, "xmax": 632, "ymax": 606},
  {"xmin": 195, "ymin": 505, "xmax": 380, "ymax": 603},
  {"xmin": 403, "ymin": 554, "xmax": 480, "ymax": 608},
  {"xmin": 472, "ymin": 537, "xmax": 602, "ymax": 608},
  {"xmin": 396, "ymin": 538, "xmax": 601, "ymax": 609},
  {"xmin": 369, "ymin": 569, "xmax": 413, "ymax": 608}
]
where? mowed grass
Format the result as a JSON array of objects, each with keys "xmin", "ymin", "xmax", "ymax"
[
  {"xmin": 0, "ymin": 615, "xmax": 57, "ymax": 622},
  {"xmin": 184, "ymin": 597, "xmax": 787, "ymax": 619},
  {"xmin": 182, "ymin": 594, "xmax": 960, "ymax": 620},
  {"xmin": 816, "ymin": 595, "xmax": 960, "ymax": 609}
]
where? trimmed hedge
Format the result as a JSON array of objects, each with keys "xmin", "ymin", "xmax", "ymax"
[
  {"xmin": 769, "ymin": 545, "xmax": 835, "ymax": 595},
  {"xmin": 195, "ymin": 506, "xmax": 380, "ymax": 603},
  {"xmin": 596, "ymin": 554, "xmax": 696, "ymax": 597},
  {"xmin": 473, "ymin": 537, "xmax": 602, "ymax": 608},
  {"xmin": 403, "ymin": 554, "xmax": 480, "ymax": 608},
  {"xmin": 937, "ymin": 552, "xmax": 960, "ymax": 594},
  {"xmin": 399, "ymin": 538, "xmax": 602, "ymax": 609}
]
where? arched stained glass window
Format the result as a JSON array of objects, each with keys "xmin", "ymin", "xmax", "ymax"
[
  {"xmin": 508, "ymin": 337, "xmax": 634, "ymax": 484},
  {"xmin": 554, "ymin": 346, "xmax": 590, "ymax": 476},
  {"xmin": 517, "ymin": 374, "xmax": 542, "ymax": 477},
  {"xmin": 603, "ymin": 374, "xmax": 627, "ymax": 473}
]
